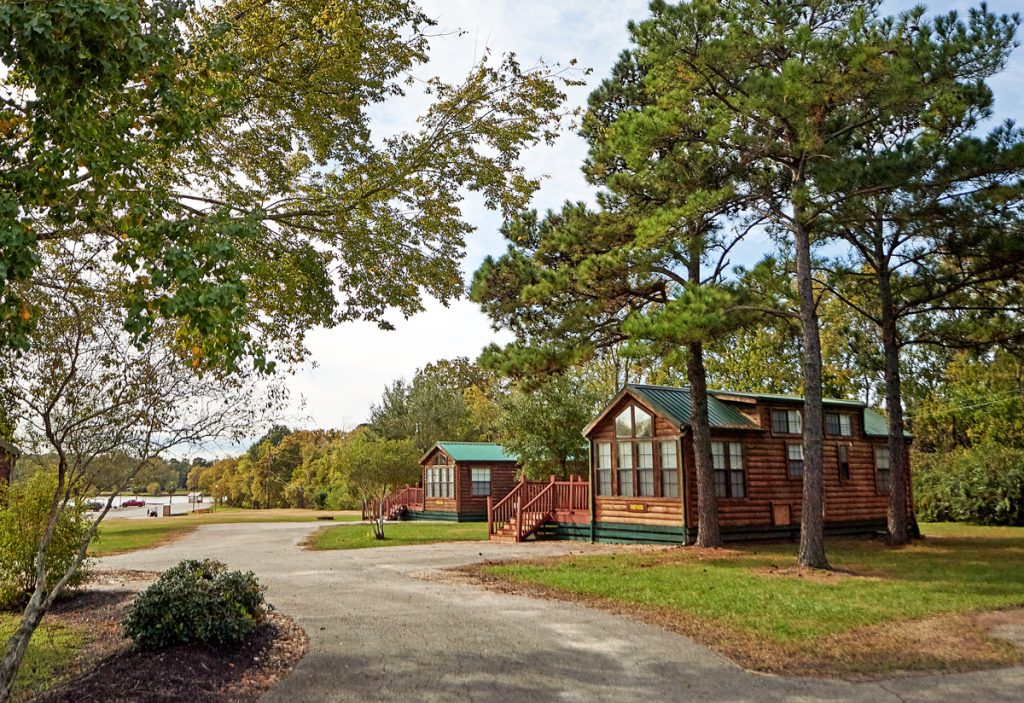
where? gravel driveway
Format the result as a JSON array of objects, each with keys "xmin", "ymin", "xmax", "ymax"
[{"xmin": 100, "ymin": 523, "xmax": 1024, "ymax": 702}]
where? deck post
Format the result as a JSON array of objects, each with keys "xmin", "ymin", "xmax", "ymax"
[
  {"xmin": 516, "ymin": 493, "xmax": 523, "ymax": 542},
  {"xmin": 487, "ymin": 495, "xmax": 493, "ymax": 537}
]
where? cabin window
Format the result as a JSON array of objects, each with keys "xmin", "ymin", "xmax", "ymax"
[
  {"xmin": 615, "ymin": 408, "xmax": 633, "ymax": 438},
  {"xmin": 428, "ymin": 455, "xmax": 450, "ymax": 498},
  {"xmin": 826, "ymin": 412, "xmax": 852, "ymax": 437},
  {"xmin": 729, "ymin": 443, "xmax": 746, "ymax": 498},
  {"xmin": 634, "ymin": 408, "xmax": 653, "ymax": 437},
  {"xmin": 837, "ymin": 444, "xmax": 851, "ymax": 482},
  {"xmin": 787, "ymin": 443, "xmax": 804, "ymax": 478},
  {"xmin": 712, "ymin": 441, "xmax": 745, "ymax": 498},
  {"xmin": 471, "ymin": 468, "xmax": 491, "ymax": 496},
  {"xmin": 660, "ymin": 441, "xmax": 679, "ymax": 498},
  {"xmin": 596, "ymin": 442, "xmax": 612, "ymax": 496},
  {"xmin": 637, "ymin": 441, "xmax": 655, "ymax": 496},
  {"xmin": 772, "ymin": 409, "xmax": 802, "ymax": 435},
  {"xmin": 617, "ymin": 442, "xmax": 635, "ymax": 497},
  {"xmin": 874, "ymin": 446, "xmax": 891, "ymax": 493}
]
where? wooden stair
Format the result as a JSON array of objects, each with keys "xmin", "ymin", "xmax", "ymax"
[{"xmin": 487, "ymin": 476, "xmax": 589, "ymax": 542}]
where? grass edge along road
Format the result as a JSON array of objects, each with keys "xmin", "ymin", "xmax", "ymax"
[
  {"xmin": 307, "ymin": 521, "xmax": 488, "ymax": 550},
  {"xmin": 471, "ymin": 523, "xmax": 1024, "ymax": 678},
  {"xmin": 90, "ymin": 508, "xmax": 361, "ymax": 556}
]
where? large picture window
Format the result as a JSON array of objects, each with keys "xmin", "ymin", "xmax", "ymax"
[
  {"xmin": 875, "ymin": 446, "xmax": 891, "ymax": 493},
  {"xmin": 596, "ymin": 442, "xmax": 612, "ymax": 496},
  {"xmin": 610, "ymin": 403, "xmax": 678, "ymax": 500},
  {"xmin": 712, "ymin": 441, "xmax": 745, "ymax": 498},
  {"xmin": 659, "ymin": 441, "xmax": 679, "ymax": 498},
  {"xmin": 772, "ymin": 409, "xmax": 802, "ymax": 435},
  {"xmin": 471, "ymin": 468, "xmax": 491, "ymax": 496}
]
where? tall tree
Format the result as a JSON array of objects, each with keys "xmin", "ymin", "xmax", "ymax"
[
  {"xmin": 499, "ymin": 372, "xmax": 606, "ymax": 480},
  {"xmin": 807, "ymin": 0, "xmax": 1024, "ymax": 544},
  {"xmin": 0, "ymin": 243, "xmax": 271, "ymax": 700},
  {"xmin": 2, "ymin": 0, "xmax": 578, "ymax": 372},
  {"xmin": 625, "ymin": 0, "xmax": 1019, "ymax": 566},
  {"xmin": 473, "ymin": 44, "xmax": 768, "ymax": 546}
]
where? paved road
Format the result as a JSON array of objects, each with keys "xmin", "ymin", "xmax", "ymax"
[{"xmin": 101, "ymin": 523, "xmax": 1024, "ymax": 703}]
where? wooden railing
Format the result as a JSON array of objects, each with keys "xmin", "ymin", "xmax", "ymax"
[
  {"xmin": 488, "ymin": 475, "xmax": 590, "ymax": 541},
  {"xmin": 361, "ymin": 485, "xmax": 424, "ymax": 520}
]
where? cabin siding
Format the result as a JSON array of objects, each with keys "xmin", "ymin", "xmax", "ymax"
[{"xmin": 455, "ymin": 461, "xmax": 519, "ymax": 514}]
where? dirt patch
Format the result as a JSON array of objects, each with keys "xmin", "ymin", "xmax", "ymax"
[
  {"xmin": 977, "ymin": 608, "xmax": 1024, "ymax": 648},
  {"xmin": 458, "ymin": 562, "xmax": 1023, "ymax": 679},
  {"xmin": 26, "ymin": 585, "xmax": 308, "ymax": 702},
  {"xmin": 751, "ymin": 564, "xmax": 883, "ymax": 584}
]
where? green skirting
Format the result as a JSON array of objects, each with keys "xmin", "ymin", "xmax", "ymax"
[
  {"xmin": 537, "ymin": 519, "xmax": 890, "ymax": 544},
  {"xmin": 403, "ymin": 509, "xmax": 485, "ymax": 523}
]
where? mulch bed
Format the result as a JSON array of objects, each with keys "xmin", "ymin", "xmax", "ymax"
[{"xmin": 28, "ymin": 577, "xmax": 308, "ymax": 703}]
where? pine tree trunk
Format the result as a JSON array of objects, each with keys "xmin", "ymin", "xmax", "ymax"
[
  {"xmin": 878, "ymin": 269, "xmax": 910, "ymax": 546},
  {"xmin": 688, "ymin": 341, "xmax": 723, "ymax": 547},
  {"xmin": 793, "ymin": 216, "xmax": 830, "ymax": 570}
]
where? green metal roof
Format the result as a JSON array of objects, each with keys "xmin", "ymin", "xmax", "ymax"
[
  {"xmin": 708, "ymin": 389, "xmax": 865, "ymax": 408},
  {"xmin": 863, "ymin": 407, "xmax": 912, "ymax": 438},
  {"xmin": 429, "ymin": 442, "xmax": 518, "ymax": 463},
  {"xmin": 628, "ymin": 384, "xmax": 761, "ymax": 430}
]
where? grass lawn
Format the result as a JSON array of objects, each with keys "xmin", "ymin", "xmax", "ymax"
[
  {"xmin": 308, "ymin": 521, "xmax": 487, "ymax": 550},
  {"xmin": 90, "ymin": 508, "xmax": 361, "ymax": 556},
  {"xmin": 474, "ymin": 522, "xmax": 1024, "ymax": 676},
  {"xmin": 0, "ymin": 613, "xmax": 85, "ymax": 702}
]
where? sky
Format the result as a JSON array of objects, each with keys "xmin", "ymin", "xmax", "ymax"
[{"xmin": 269, "ymin": 0, "xmax": 1024, "ymax": 442}]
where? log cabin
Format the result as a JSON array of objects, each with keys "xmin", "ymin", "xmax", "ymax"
[
  {"xmin": 400, "ymin": 442, "xmax": 520, "ymax": 522},
  {"xmin": 487, "ymin": 384, "xmax": 912, "ymax": 543}
]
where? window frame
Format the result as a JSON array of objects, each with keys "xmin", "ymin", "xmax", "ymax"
[
  {"xmin": 595, "ymin": 442, "xmax": 613, "ymax": 496},
  {"xmin": 771, "ymin": 408, "xmax": 803, "ymax": 435},
  {"xmin": 711, "ymin": 440, "xmax": 746, "ymax": 499},
  {"xmin": 617, "ymin": 441, "xmax": 635, "ymax": 497},
  {"xmin": 825, "ymin": 412, "xmax": 853, "ymax": 437},
  {"xmin": 874, "ymin": 445, "xmax": 891, "ymax": 494},
  {"xmin": 837, "ymin": 443, "xmax": 851, "ymax": 482},
  {"xmin": 786, "ymin": 442, "xmax": 805, "ymax": 479},
  {"xmin": 470, "ymin": 467, "xmax": 491, "ymax": 497},
  {"xmin": 659, "ymin": 440, "xmax": 680, "ymax": 498}
]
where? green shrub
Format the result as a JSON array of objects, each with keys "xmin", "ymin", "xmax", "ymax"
[
  {"xmin": 0, "ymin": 473, "xmax": 93, "ymax": 609},
  {"xmin": 914, "ymin": 444, "xmax": 1024, "ymax": 525},
  {"xmin": 122, "ymin": 559, "xmax": 268, "ymax": 650}
]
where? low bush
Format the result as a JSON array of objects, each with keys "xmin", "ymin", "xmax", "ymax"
[
  {"xmin": 914, "ymin": 444, "xmax": 1024, "ymax": 525},
  {"xmin": 123, "ymin": 559, "xmax": 268, "ymax": 650},
  {"xmin": 0, "ymin": 473, "xmax": 93, "ymax": 609}
]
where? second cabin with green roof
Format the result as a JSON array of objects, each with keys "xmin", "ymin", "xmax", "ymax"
[{"xmin": 407, "ymin": 441, "xmax": 520, "ymax": 522}]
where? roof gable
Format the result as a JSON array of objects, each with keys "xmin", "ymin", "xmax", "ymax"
[
  {"xmin": 633, "ymin": 384, "xmax": 761, "ymax": 430},
  {"xmin": 420, "ymin": 441, "xmax": 517, "ymax": 464},
  {"xmin": 582, "ymin": 384, "xmax": 761, "ymax": 436}
]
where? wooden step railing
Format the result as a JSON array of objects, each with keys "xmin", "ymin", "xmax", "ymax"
[
  {"xmin": 361, "ymin": 485, "xmax": 425, "ymax": 520},
  {"xmin": 488, "ymin": 475, "xmax": 590, "ymax": 541}
]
